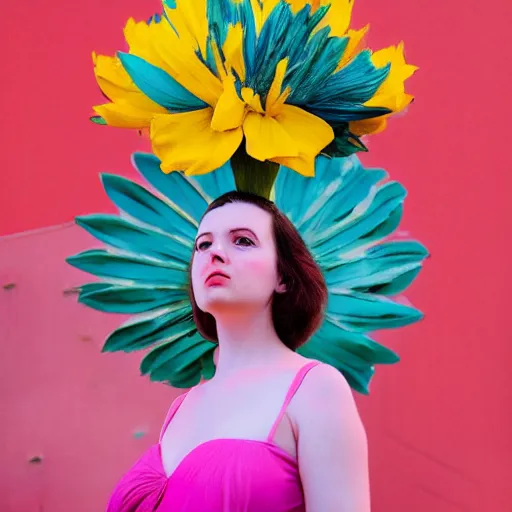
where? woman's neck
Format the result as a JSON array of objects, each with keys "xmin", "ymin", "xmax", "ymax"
[{"xmin": 211, "ymin": 306, "xmax": 291, "ymax": 380}]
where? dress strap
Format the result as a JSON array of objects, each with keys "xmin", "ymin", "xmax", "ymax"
[
  {"xmin": 158, "ymin": 392, "xmax": 189, "ymax": 442},
  {"xmin": 266, "ymin": 360, "xmax": 321, "ymax": 442}
]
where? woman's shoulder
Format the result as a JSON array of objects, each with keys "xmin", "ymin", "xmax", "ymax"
[
  {"xmin": 290, "ymin": 360, "xmax": 354, "ymax": 414},
  {"xmin": 304, "ymin": 359, "xmax": 350, "ymax": 387},
  {"xmin": 289, "ymin": 355, "xmax": 348, "ymax": 386}
]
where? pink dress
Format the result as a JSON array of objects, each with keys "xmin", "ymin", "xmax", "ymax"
[{"xmin": 106, "ymin": 361, "xmax": 320, "ymax": 512}]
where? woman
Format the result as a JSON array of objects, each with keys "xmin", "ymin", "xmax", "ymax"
[
  {"xmin": 106, "ymin": 191, "xmax": 371, "ymax": 512},
  {"xmin": 75, "ymin": 2, "xmax": 424, "ymax": 510}
]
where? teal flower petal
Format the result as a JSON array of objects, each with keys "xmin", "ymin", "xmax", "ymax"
[
  {"xmin": 117, "ymin": 52, "xmax": 207, "ymax": 112},
  {"xmin": 206, "ymin": 0, "xmax": 257, "ymax": 81},
  {"xmin": 326, "ymin": 241, "xmax": 428, "ymax": 295},
  {"xmin": 70, "ymin": 153, "xmax": 426, "ymax": 392},
  {"xmin": 298, "ymin": 322, "xmax": 398, "ymax": 394},
  {"xmin": 141, "ymin": 332, "xmax": 216, "ymax": 388},
  {"xmin": 305, "ymin": 51, "xmax": 391, "ymax": 123},
  {"xmin": 66, "ymin": 249, "xmax": 187, "ymax": 286},
  {"xmin": 252, "ymin": 4, "xmax": 317, "ymax": 97},
  {"xmin": 69, "ymin": 153, "xmax": 236, "ymax": 388},
  {"xmin": 131, "ymin": 152, "xmax": 236, "ymax": 221},
  {"xmin": 274, "ymin": 155, "xmax": 387, "ymax": 236},
  {"xmin": 286, "ymin": 29, "xmax": 349, "ymax": 104},
  {"xmin": 327, "ymin": 291, "xmax": 423, "ymax": 331},
  {"xmin": 75, "ymin": 214, "xmax": 190, "ymax": 265},
  {"xmin": 146, "ymin": 13, "xmax": 164, "ymax": 25},
  {"xmin": 274, "ymin": 155, "xmax": 427, "ymax": 392},
  {"xmin": 307, "ymin": 102, "xmax": 390, "ymax": 123},
  {"xmin": 78, "ymin": 283, "xmax": 188, "ymax": 314},
  {"xmin": 311, "ymin": 181, "xmax": 406, "ymax": 260},
  {"xmin": 103, "ymin": 304, "xmax": 195, "ymax": 352},
  {"xmin": 318, "ymin": 51, "xmax": 390, "ymax": 103},
  {"xmin": 100, "ymin": 173, "xmax": 198, "ymax": 241}
]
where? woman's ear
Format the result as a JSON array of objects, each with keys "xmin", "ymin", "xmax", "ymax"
[{"xmin": 275, "ymin": 278, "xmax": 287, "ymax": 294}]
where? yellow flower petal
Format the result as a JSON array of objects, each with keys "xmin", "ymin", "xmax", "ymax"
[
  {"xmin": 123, "ymin": 18, "xmax": 167, "ymax": 70},
  {"xmin": 241, "ymin": 88, "xmax": 265, "ymax": 114},
  {"xmin": 223, "ymin": 23, "xmax": 246, "ymax": 81},
  {"xmin": 104, "ymin": 16, "xmax": 221, "ymax": 111},
  {"xmin": 92, "ymin": 53, "xmax": 166, "ymax": 113},
  {"xmin": 337, "ymin": 24, "xmax": 369, "ymax": 70},
  {"xmin": 324, "ymin": 0, "xmax": 355, "ymax": 36},
  {"xmin": 270, "ymin": 105, "xmax": 334, "ymax": 176},
  {"xmin": 92, "ymin": 51, "xmax": 166, "ymax": 128},
  {"xmin": 370, "ymin": 42, "xmax": 418, "ymax": 102},
  {"xmin": 148, "ymin": 17, "xmax": 223, "ymax": 107},
  {"xmin": 367, "ymin": 42, "xmax": 418, "ymax": 107},
  {"xmin": 163, "ymin": 0, "xmax": 208, "ymax": 60},
  {"xmin": 243, "ymin": 111, "xmax": 299, "ymax": 161},
  {"xmin": 243, "ymin": 104, "xmax": 333, "ymax": 175},
  {"xmin": 350, "ymin": 42, "xmax": 417, "ymax": 136},
  {"xmin": 151, "ymin": 109, "xmax": 243, "ymax": 175},
  {"xmin": 210, "ymin": 39, "xmax": 228, "ymax": 81},
  {"xmin": 270, "ymin": 154, "xmax": 317, "ymax": 177},
  {"xmin": 349, "ymin": 117, "xmax": 386, "ymax": 137},
  {"xmin": 248, "ymin": 0, "xmax": 265, "ymax": 33},
  {"xmin": 211, "ymin": 76, "xmax": 246, "ymax": 131},
  {"xmin": 93, "ymin": 103, "xmax": 156, "ymax": 129},
  {"xmin": 287, "ymin": 0, "xmax": 313, "ymax": 13},
  {"xmin": 121, "ymin": 12, "xmax": 222, "ymax": 107},
  {"xmin": 93, "ymin": 52, "xmax": 133, "ymax": 100},
  {"xmin": 309, "ymin": 0, "xmax": 355, "ymax": 37},
  {"xmin": 261, "ymin": 0, "xmax": 280, "ymax": 24},
  {"xmin": 266, "ymin": 59, "xmax": 292, "ymax": 116},
  {"xmin": 275, "ymin": 105, "xmax": 334, "ymax": 153}
]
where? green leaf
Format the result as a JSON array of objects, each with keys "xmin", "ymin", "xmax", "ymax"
[
  {"xmin": 90, "ymin": 115, "xmax": 107, "ymax": 125},
  {"xmin": 322, "ymin": 125, "xmax": 369, "ymax": 157}
]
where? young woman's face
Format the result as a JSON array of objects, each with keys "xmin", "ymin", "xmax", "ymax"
[{"xmin": 190, "ymin": 202, "xmax": 284, "ymax": 315}]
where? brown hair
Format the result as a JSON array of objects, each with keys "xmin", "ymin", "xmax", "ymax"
[{"xmin": 189, "ymin": 191, "xmax": 327, "ymax": 350}]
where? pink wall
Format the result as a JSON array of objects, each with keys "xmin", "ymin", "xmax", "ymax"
[
  {"xmin": 1, "ymin": 0, "xmax": 511, "ymax": 510},
  {"xmin": 1, "ymin": 225, "xmax": 181, "ymax": 511}
]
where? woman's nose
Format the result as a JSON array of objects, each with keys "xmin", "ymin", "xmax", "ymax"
[{"xmin": 209, "ymin": 242, "xmax": 228, "ymax": 263}]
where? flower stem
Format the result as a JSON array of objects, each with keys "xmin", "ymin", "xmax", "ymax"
[{"xmin": 230, "ymin": 147, "xmax": 279, "ymax": 200}]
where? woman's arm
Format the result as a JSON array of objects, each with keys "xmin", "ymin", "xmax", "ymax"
[{"xmin": 294, "ymin": 364, "xmax": 371, "ymax": 512}]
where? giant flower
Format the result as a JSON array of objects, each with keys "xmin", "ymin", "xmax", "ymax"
[
  {"xmin": 67, "ymin": 153, "xmax": 428, "ymax": 394},
  {"xmin": 92, "ymin": 0, "xmax": 417, "ymax": 179}
]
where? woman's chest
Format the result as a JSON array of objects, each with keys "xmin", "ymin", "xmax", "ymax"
[{"xmin": 160, "ymin": 377, "xmax": 299, "ymax": 478}]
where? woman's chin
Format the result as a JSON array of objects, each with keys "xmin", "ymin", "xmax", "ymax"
[{"xmin": 200, "ymin": 287, "xmax": 235, "ymax": 309}]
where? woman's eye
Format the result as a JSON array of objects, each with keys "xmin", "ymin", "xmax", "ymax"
[
  {"xmin": 234, "ymin": 236, "xmax": 254, "ymax": 247},
  {"xmin": 195, "ymin": 240, "xmax": 211, "ymax": 251}
]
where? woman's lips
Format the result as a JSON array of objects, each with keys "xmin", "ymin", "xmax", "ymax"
[{"xmin": 205, "ymin": 271, "xmax": 230, "ymax": 285}]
